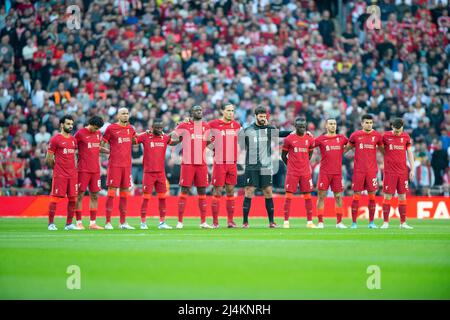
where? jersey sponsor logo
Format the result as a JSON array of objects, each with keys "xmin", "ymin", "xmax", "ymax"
[
  {"xmin": 326, "ymin": 145, "xmax": 341, "ymax": 151},
  {"xmin": 63, "ymin": 148, "xmax": 76, "ymax": 154},
  {"xmin": 87, "ymin": 142, "xmax": 100, "ymax": 149},
  {"xmin": 118, "ymin": 137, "xmax": 131, "ymax": 144},
  {"xmin": 389, "ymin": 144, "xmax": 404, "ymax": 150}
]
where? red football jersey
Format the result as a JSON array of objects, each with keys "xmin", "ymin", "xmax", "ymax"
[
  {"xmin": 208, "ymin": 119, "xmax": 241, "ymax": 164},
  {"xmin": 175, "ymin": 120, "xmax": 210, "ymax": 165},
  {"xmin": 74, "ymin": 127, "xmax": 102, "ymax": 173},
  {"xmin": 136, "ymin": 132, "xmax": 171, "ymax": 172},
  {"xmin": 313, "ymin": 134, "xmax": 348, "ymax": 175},
  {"xmin": 348, "ymin": 130, "xmax": 383, "ymax": 174},
  {"xmin": 102, "ymin": 123, "xmax": 136, "ymax": 168},
  {"xmin": 282, "ymin": 132, "xmax": 314, "ymax": 176},
  {"xmin": 48, "ymin": 133, "xmax": 77, "ymax": 178},
  {"xmin": 383, "ymin": 131, "xmax": 412, "ymax": 174}
]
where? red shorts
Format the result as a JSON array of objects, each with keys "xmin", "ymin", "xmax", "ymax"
[
  {"xmin": 51, "ymin": 176, "xmax": 78, "ymax": 197},
  {"xmin": 352, "ymin": 172, "xmax": 378, "ymax": 192},
  {"xmin": 78, "ymin": 172, "xmax": 101, "ymax": 193},
  {"xmin": 180, "ymin": 164, "xmax": 209, "ymax": 187},
  {"xmin": 318, "ymin": 173, "xmax": 343, "ymax": 192},
  {"xmin": 285, "ymin": 173, "xmax": 313, "ymax": 193},
  {"xmin": 107, "ymin": 166, "xmax": 132, "ymax": 189},
  {"xmin": 212, "ymin": 164, "xmax": 237, "ymax": 187},
  {"xmin": 383, "ymin": 173, "xmax": 409, "ymax": 195},
  {"xmin": 143, "ymin": 171, "xmax": 167, "ymax": 193}
]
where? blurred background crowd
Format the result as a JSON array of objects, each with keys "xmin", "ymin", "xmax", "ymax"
[{"xmin": 0, "ymin": 0, "xmax": 448, "ymax": 196}]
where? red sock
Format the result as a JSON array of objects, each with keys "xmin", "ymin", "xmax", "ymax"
[
  {"xmin": 178, "ymin": 195, "xmax": 187, "ymax": 223},
  {"xmin": 399, "ymin": 200, "xmax": 407, "ymax": 223},
  {"xmin": 158, "ymin": 197, "xmax": 166, "ymax": 222},
  {"xmin": 305, "ymin": 196, "xmax": 313, "ymax": 221},
  {"xmin": 318, "ymin": 208, "xmax": 324, "ymax": 223},
  {"xmin": 48, "ymin": 201, "xmax": 57, "ymax": 224},
  {"xmin": 383, "ymin": 200, "xmax": 391, "ymax": 222},
  {"xmin": 75, "ymin": 210, "xmax": 82, "ymax": 221},
  {"xmin": 226, "ymin": 196, "xmax": 235, "ymax": 223},
  {"xmin": 89, "ymin": 209, "xmax": 97, "ymax": 221},
  {"xmin": 105, "ymin": 195, "xmax": 114, "ymax": 223},
  {"xmin": 351, "ymin": 199, "xmax": 359, "ymax": 223},
  {"xmin": 336, "ymin": 207, "xmax": 343, "ymax": 224},
  {"xmin": 283, "ymin": 195, "xmax": 292, "ymax": 221},
  {"xmin": 119, "ymin": 195, "xmax": 127, "ymax": 224},
  {"xmin": 368, "ymin": 199, "xmax": 376, "ymax": 223},
  {"xmin": 199, "ymin": 196, "xmax": 207, "ymax": 224},
  {"xmin": 212, "ymin": 196, "xmax": 220, "ymax": 225},
  {"xmin": 66, "ymin": 198, "xmax": 76, "ymax": 225},
  {"xmin": 140, "ymin": 197, "xmax": 149, "ymax": 223}
]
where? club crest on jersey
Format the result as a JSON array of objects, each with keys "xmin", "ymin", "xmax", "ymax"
[
  {"xmin": 400, "ymin": 138, "xmax": 404, "ymax": 143},
  {"xmin": 337, "ymin": 137, "xmax": 340, "ymax": 143},
  {"xmin": 372, "ymin": 136, "xmax": 375, "ymax": 142}
]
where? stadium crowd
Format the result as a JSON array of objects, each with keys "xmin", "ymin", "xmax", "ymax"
[{"xmin": 0, "ymin": 0, "xmax": 449, "ymax": 196}]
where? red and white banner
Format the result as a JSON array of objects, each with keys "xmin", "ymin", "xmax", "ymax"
[{"xmin": 0, "ymin": 196, "xmax": 448, "ymax": 219}]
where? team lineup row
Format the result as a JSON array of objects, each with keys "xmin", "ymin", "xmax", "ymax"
[{"xmin": 45, "ymin": 104, "xmax": 415, "ymax": 231}]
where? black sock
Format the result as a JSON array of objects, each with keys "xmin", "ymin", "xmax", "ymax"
[
  {"xmin": 243, "ymin": 197, "xmax": 252, "ymax": 224},
  {"xmin": 265, "ymin": 198, "xmax": 274, "ymax": 223}
]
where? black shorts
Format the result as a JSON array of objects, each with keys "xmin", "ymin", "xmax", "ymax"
[{"xmin": 244, "ymin": 169, "xmax": 273, "ymax": 189}]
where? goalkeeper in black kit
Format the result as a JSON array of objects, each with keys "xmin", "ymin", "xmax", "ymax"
[{"xmin": 240, "ymin": 106, "xmax": 290, "ymax": 228}]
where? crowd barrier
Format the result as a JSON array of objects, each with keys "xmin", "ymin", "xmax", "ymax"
[{"xmin": 0, "ymin": 196, "xmax": 448, "ymax": 219}]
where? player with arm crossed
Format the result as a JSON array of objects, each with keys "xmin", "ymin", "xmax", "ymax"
[
  {"xmin": 101, "ymin": 108, "xmax": 137, "ymax": 230},
  {"xmin": 344, "ymin": 114, "xmax": 383, "ymax": 229},
  {"xmin": 281, "ymin": 117, "xmax": 316, "ymax": 229},
  {"xmin": 313, "ymin": 118, "xmax": 349, "ymax": 229},
  {"xmin": 46, "ymin": 115, "xmax": 79, "ymax": 230},
  {"xmin": 380, "ymin": 118, "xmax": 415, "ymax": 229}
]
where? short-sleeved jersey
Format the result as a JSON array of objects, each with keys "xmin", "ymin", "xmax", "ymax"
[
  {"xmin": 74, "ymin": 127, "xmax": 102, "ymax": 173},
  {"xmin": 175, "ymin": 120, "xmax": 210, "ymax": 165},
  {"xmin": 348, "ymin": 130, "xmax": 383, "ymax": 174},
  {"xmin": 282, "ymin": 132, "xmax": 314, "ymax": 176},
  {"xmin": 48, "ymin": 133, "xmax": 77, "ymax": 178},
  {"xmin": 383, "ymin": 131, "xmax": 412, "ymax": 174},
  {"xmin": 313, "ymin": 134, "xmax": 348, "ymax": 175},
  {"xmin": 136, "ymin": 132, "xmax": 171, "ymax": 172},
  {"xmin": 102, "ymin": 123, "xmax": 136, "ymax": 168},
  {"xmin": 208, "ymin": 119, "xmax": 241, "ymax": 165}
]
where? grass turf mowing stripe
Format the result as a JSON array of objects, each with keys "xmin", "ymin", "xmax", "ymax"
[{"xmin": 0, "ymin": 218, "xmax": 449, "ymax": 299}]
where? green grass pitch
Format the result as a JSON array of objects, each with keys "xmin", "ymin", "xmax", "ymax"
[{"xmin": 1, "ymin": 218, "xmax": 449, "ymax": 299}]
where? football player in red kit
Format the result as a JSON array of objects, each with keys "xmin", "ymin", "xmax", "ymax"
[
  {"xmin": 46, "ymin": 115, "xmax": 79, "ymax": 231},
  {"xmin": 170, "ymin": 105, "xmax": 213, "ymax": 229},
  {"xmin": 208, "ymin": 103, "xmax": 241, "ymax": 228},
  {"xmin": 101, "ymin": 108, "xmax": 137, "ymax": 230},
  {"xmin": 281, "ymin": 117, "xmax": 316, "ymax": 228},
  {"xmin": 137, "ymin": 119, "xmax": 177, "ymax": 230},
  {"xmin": 380, "ymin": 118, "xmax": 415, "ymax": 229},
  {"xmin": 74, "ymin": 116, "xmax": 108, "ymax": 230},
  {"xmin": 345, "ymin": 114, "xmax": 383, "ymax": 229},
  {"xmin": 313, "ymin": 118, "xmax": 349, "ymax": 229}
]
